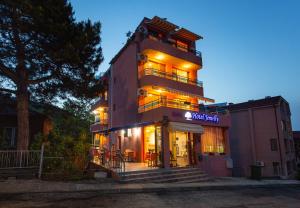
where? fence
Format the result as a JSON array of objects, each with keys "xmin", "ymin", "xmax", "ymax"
[{"xmin": 0, "ymin": 143, "xmax": 44, "ymax": 178}]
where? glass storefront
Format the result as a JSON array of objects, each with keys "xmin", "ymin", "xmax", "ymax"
[{"xmin": 143, "ymin": 125, "xmax": 162, "ymax": 166}]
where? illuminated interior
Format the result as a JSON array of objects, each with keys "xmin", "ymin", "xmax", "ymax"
[
  {"xmin": 92, "ymin": 107, "xmax": 108, "ymax": 124},
  {"xmin": 143, "ymin": 125, "xmax": 162, "ymax": 164},
  {"xmin": 201, "ymin": 126, "xmax": 225, "ymax": 153},
  {"xmin": 169, "ymin": 131, "xmax": 190, "ymax": 167},
  {"xmin": 138, "ymin": 85, "xmax": 211, "ymax": 113},
  {"xmin": 144, "ymin": 125, "xmax": 156, "ymax": 154},
  {"xmin": 139, "ymin": 50, "xmax": 202, "ymax": 86},
  {"xmin": 93, "ymin": 133, "xmax": 109, "ymax": 149}
]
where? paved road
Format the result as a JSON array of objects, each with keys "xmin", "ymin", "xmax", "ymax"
[{"xmin": 0, "ymin": 187, "xmax": 300, "ymax": 208}]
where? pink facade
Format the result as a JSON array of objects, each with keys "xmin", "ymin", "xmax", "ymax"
[
  {"xmin": 228, "ymin": 96, "xmax": 296, "ymax": 178},
  {"xmin": 91, "ymin": 16, "xmax": 232, "ymax": 177}
]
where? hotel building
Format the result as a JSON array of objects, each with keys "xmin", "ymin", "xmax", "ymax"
[
  {"xmin": 90, "ymin": 16, "xmax": 232, "ymax": 177},
  {"xmin": 228, "ymin": 96, "xmax": 296, "ymax": 178}
]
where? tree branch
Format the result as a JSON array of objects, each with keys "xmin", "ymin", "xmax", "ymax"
[
  {"xmin": 0, "ymin": 62, "xmax": 18, "ymax": 83},
  {"xmin": 28, "ymin": 74, "xmax": 53, "ymax": 84},
  {"xmin": 0, "ymin": 87, "xmax": 16, "ymax": 94}
]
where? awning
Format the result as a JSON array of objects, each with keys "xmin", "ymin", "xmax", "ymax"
[
  {"xmin": 95, "ymin": 121, "xmax": 155, "ymax": 134},
  {"xmin": 168, "ymin": 122, "xmax": 204, "ymax": 133}
]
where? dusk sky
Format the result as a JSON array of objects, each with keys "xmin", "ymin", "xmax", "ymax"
[{"xmin": 70, "ymin": 0, "xmax": 300, "ymax": 129}]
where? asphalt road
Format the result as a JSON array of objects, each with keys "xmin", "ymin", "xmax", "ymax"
[{"xmin": 0, "ymin": 187, "xmax": 300, "ymax": 208}]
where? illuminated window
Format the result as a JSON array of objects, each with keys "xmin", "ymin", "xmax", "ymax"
[
  {"xmin": 104, "ymin": 91, "xmax": 108, "ymax": 101},
  {"xmin": 144, "ymin": 125, "xmax": 156, "ymax": 154},
  {"xmin": 201, "ymin": 127, "xmax": 225, "ymax": 154},
  {"xmin": 94, "ymin": 134, "xmax": 108, "ymax": 149},
  {"xmin": 144, "ymin": 60, "xmax": 165, "ymax": 77},
  {"xmin": 172, "ymin": 68, "xmax": 188, "ymax": 83}
]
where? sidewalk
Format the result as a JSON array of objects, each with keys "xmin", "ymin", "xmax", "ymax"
[{"xmin": 1, "ymin": 177, "xmax": 299, "ymax": 194}]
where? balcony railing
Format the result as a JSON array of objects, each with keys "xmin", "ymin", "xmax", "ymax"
[
  {"xmin": 141, "ymin": 68, "xmax": 203, "ymax": 87},
  {"xmin": 94, "ymin": 118, "xmax": 108, "ymax": 125},
  {"xmin": 138, "ymin": 98, "xmax": 199, "ymax": 113},
  {"xmin": 147, "ymin": 34, "xmax": 202, "ymax": 58}
]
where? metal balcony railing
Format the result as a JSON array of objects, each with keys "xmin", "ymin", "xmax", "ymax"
[
  {"xmin": 141, "ymin": 68, "xmax": 203, "ymax": 87},
  {"xmin": 138, "ymin": 98, "xmax": 199, "ymax": 113},
  {"xmin": 94, "ymin": 118, "xmax": 108, "ymax": 125},
  {"xmin": 147, "ymin": 34, "xmax": 202, "ymax": 58}
]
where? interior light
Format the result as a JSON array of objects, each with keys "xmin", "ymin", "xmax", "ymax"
[
  {"xmin": 155, "ymin": 54, "xmax": 164, "ymax": 60},
  {"xmin": 183, "ymin": 63, "xmax": 192, "ymax": 69}
]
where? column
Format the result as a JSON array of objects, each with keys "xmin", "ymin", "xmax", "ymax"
[
  {"xmin": 193, "ymin": 133, "xmax": 201, "ymax": 167},
  {"xmin": 162, "ymin": 124, "xmax": 170, "ymax": 168}
]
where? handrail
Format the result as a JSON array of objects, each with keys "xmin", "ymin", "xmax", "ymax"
[
  {"xmin": 141, "ymin": 68, "xmax": 203, "ymax": 87},
  {"xmin": 139, "ymin": 97, "xmax": 199, "ymax": 113},
  {"xmin": 146, "ymin": 34, "xmax": 202, "ymax": 58}
]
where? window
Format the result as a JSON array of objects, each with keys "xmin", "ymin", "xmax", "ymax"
[
  {"xmin": 144, "ymin": 60, "xmax": 166, "ymax": 76},
  {"xmin": 272, "ymin": 162, "xmax": 280, "ymax": 176},
  {"xmin": 270, "ymin": 139, "xmax": 278, "ymax": 151},
  {"xmin": 104, "ymin": 91, "xmax": 108, "ymax": 101},
  {"xmin": 172, "ymin": 68, "xmax": 189, "ymax": 83},
  {"xmin": 113, "ymin": 104, "xmax": 116, "ymax": 111},
  {"xmin": 113, "ymin": 76, "xmax": 116, "ymax": 84},
  {"xmin": 1, "ymin": 127, "xmax": 16, "ymax": 148},
  {"xmin": 201, "ymin": 127, "xmax": 225, "ymax": 154},
  {"xmin": 284, "ymin": 139, "xmax": 289, "ymax": 153},
  {"xmin": 281, "ymin": 120, "xmax": 286, "ymax": 132},
  {"xmin": 290, "ymin": 140, "xmax": 294, "ymax": 152}
]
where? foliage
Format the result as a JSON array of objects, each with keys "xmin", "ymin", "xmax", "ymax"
[
  {"xmin": 0, "ymin": 0, "xmax": 103, "ymax": 147},
  {"xmin": 31, "ymin": 102, "xmax": 93, "ymax": 180}
]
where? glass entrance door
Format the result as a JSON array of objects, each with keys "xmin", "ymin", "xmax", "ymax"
[{"xmin": 170, "ymin": 131, "xmax": 190, "ymax": 167}]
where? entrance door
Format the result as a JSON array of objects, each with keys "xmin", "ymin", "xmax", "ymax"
[{"xmin": 170, "ymin": 131, "xmax": 190, "ymax": 167}]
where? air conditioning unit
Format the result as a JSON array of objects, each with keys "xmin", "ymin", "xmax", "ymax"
[
  {"xmin": 255, "ymin": 161, "xmax": 265, "ymax": 167},
  {"xmin": 137, "ymin": 53, "xmax": 148, "ymax": 63},
  {"xmin": 137, "ymin": 88, "xmax": 148, "ymax": 97}
]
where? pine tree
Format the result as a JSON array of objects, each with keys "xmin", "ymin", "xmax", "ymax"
[{"xmin": 0, "ymin": 0, "xmax": 103, "ymax": 149}]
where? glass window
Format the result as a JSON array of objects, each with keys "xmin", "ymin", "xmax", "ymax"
[
  {"xmin": 144, "ymin": 125, "xmax": 156, "ymax": 155},
  {"xmin": 270, "ymin": 138, "xmax": 278, "ymax": 151},
  {"xmin": 144, "ymin": 61, "xmax": 165, "ymax": 77},
  {"xmin": 1, "ymin": 127, "xmax": 16, "ymax": 148},
  {"xmin": 201, "ymin": 127, "xmax": 225, "ymax": 154},
  {"xmin": 172, "ymin": 68, "xmax": 188, "ymax": 83}
]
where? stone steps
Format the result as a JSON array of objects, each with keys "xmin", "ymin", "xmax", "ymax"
[{"xmin": 119, "ymin": 167, "xmax": 211, "ymax": 183}]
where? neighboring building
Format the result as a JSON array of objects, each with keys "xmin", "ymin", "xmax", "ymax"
[
  {"xmin": 293, "ymin": 131, "xmax": 300, "ymax": 165},
  {"xmin": 0, "ymin": 94, "xmax": 52, "ymax": 149},
  {"xmin": 228, "ymin": 96, "xmax": 296, "ymax": 178},
  {"xmin": 91, "ymin": 16, "xmax": 232, "ymax": 176}
]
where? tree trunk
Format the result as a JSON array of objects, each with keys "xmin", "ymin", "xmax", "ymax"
[{"xmin": 16, "ymin": 87, "xmax": 30, "ymax": 150}]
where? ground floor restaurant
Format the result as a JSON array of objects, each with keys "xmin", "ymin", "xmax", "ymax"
[{"xmin": 92, "ymin": 121, "xmax": 232, "ymax": 176}]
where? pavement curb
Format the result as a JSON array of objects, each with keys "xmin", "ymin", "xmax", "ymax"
[{"xmin": 1, "ymin": 183, "xmax": 300, "ymax": 195}]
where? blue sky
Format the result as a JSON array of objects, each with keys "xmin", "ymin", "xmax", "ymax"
[{"xmin": 70, "ymin": 0, "xmax": 300, "ymax": 129}]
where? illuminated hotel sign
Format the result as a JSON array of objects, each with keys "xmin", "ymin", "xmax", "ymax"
[{"xmin": 184, "ymin": 112, "xmax": 219, "ymax": 123}]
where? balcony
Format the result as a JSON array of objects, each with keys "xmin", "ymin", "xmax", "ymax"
[
  {"xmin": 140, "ymin": 38, "xmax": 202, "ymax": 66},
  {"xmin": 141, "ymin": 68, "xmax": 203, "ymax": 87},
  {"xmin": 90, "ymin": 121, "xmax": 108, "ymax": 132},
  {"xmin": 138, "ymin": 97, "xmax": 199, "ymax": 113},
  {"xmin": 91, "ymin": 98, "xmax": 108, "ymax": 112}
]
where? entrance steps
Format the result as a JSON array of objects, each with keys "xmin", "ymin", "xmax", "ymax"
[{"xmin": 119, "ymin": 167, "xmax": 212, "ymax": 183}]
